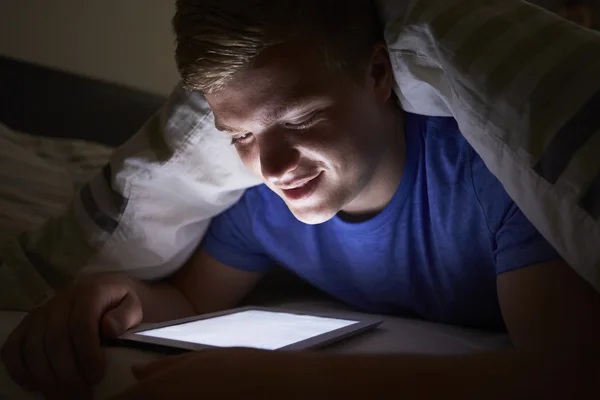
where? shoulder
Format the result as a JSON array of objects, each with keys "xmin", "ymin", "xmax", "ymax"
[
  {"xmin": 470, "ymin": 150, "xmax": 515, "ymax": 232},
  {"xmin": 405, "ymin": 112, "xmax": 471, "ymax": 159},
  {"xmin": 208, "ymin": 184, "xmax": 285, "ymax": 243},
  {"xmin": 239, "ymin": 184, "xmax": 284, "ymax": 208},
  {"xmin": 408, "ymin": 112, "xmax": 514, "ymax": 231},
  {"xmin": 213, "ymin": 184, "xmax": 300, "ymax": 246},
  {"xmin": 406, "ymin": 112, "xmax": 463, "ymax": 143},
  {"xmin": 229, "ymin": 184, "xmax": 288, "ymax": 221},
  {"xmin": 407, "ymin": 112, "xmax": 476, "ymax": 183},
  {"xmin": 407, "ymin": 112, "xmax": 498, "ymax": 185}
]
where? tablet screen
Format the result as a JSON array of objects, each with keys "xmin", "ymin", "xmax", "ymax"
[{"xmin": 136, "ymin": 310, "xmax": 358, "ymax": 350}]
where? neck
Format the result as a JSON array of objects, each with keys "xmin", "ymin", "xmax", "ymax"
[{"xmin": 341, "ymin": 108, "xmax": 406, "ymax": 219}]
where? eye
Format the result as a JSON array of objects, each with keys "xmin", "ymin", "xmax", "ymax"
[
  {"xmin": 285, "ymin": 111, "xmax": 323, "ymax": 130},
  {"xmin": 230, "ymin": 132, "xmax": 253, "ymax": 145}
]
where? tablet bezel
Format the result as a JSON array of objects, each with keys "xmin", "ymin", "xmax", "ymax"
[{"xmin": 114, "ymin": 306, "xmax": 382, "ymax": 353}]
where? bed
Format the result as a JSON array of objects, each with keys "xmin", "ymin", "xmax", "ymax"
[
  {"xmin": 0, "ymin": 296, "xmax": 511, "ymax": 399},
  {"xmin": 0, "ymin": 56, "xmax": 511, "ymax": 399}
]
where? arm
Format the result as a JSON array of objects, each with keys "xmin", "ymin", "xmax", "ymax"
[
  {"xmin": 111, "ymin": 248, "xmax": 266, "ymax": 323},
  {"xmin": 0, "ymin": 248, "xmax": 265, "ymax": 396},
  {"xmin": 120, "ymin": 259, "xmax": 600, "ymax": 400},
  {"xmin": 312, "ymin": 259, "xmax": 600, "ymax": 399},
  {"xmin": 129, "ymin": 182, "xmax": 271, "ymax": 322}
]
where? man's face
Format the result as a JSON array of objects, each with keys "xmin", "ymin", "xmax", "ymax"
[{"xmin": 206, "ymin": 42, "xmax": 391, "ymax": 224}]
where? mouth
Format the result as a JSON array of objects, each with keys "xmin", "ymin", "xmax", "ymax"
[{"xmin": 279, "ymin": 172, "xmax": 323, "ymax": 201}]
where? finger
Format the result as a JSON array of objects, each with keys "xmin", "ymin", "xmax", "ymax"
[
  {"xmin": 44, "ymin": 300, "xmax": 92, "ymax": 396},
  {"xmin": 1, "ymin": 313, "xmax": 36, "ymax": 390},
  {"xmin": 23, "ymin": 309, "xmax": 59, "ymax": 392},
  {"xmin": 131, "ymin": 353, "xmax": 197, "ymax": 381},
  {"xmin": 69, "ymin": 283, "xmax": 139, "ymax": 385},
  {"xmin": 68, "ymin": 285, "xmax": 111, "ymax": 385},
  {"xmin": 100, "ymin": 292, "xmax": 143, "ymax": 338}
]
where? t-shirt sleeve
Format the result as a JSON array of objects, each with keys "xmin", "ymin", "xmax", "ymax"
[
  {"xmin": 493, "ymin": 203, "xmax": 561, "ymax": 274},
  {"xmin": 470, "ymin": 149, "xmax": 561, "ymax": 274},
  {"xmin": 201, "ymin": 189, "xmax": 273, "ymax": 272}
]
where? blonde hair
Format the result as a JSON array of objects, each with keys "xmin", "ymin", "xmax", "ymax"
[{"xmin": 173, "ymin": 0, "xmax": 381, "ymax": 93}]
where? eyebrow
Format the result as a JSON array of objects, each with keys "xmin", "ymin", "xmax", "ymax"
[{"xmin": 214, "ymin": 97, "xmax": 329, "ymax": 134}]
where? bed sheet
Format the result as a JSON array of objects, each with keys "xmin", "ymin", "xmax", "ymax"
[
  {"xmin": 0, "ymin": 123, "xmax": 111, "ymax": 246},
  {"xmin": 0, "ymin": 299, "xmax": 510, "ymax": 399}
]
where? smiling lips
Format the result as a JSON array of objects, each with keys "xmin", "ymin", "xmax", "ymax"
[{"xmin": 279, "ymin": 172, "xmax": 323, "ymax": 201}]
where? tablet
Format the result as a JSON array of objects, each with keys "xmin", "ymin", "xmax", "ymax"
[{"xmin": 115, "ymin": 306, "xmax": 382, "ymax": 353}]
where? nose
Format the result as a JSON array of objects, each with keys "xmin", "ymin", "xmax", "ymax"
[{"xmin": 258, "ymin": 130, "xmax": 300, "ymax": 184}]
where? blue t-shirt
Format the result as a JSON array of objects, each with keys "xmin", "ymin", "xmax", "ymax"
[{"xmin": 203, "ymin": 113, "xmax": 559, "ymax": 330}]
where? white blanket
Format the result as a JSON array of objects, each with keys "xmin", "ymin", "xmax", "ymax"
[{"xmin": 1, "ymin": 0, "xmax": 599, "ymax": 310}]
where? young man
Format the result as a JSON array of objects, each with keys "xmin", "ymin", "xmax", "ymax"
[{"xmin": 2, "ymin": 1, "xmax": 600, "ymax": 398}]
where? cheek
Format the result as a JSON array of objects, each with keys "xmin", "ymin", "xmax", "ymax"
[
  {"xmin": 299, "ymin": 116, "xmax": 367, "ymax": 159},
  {"xmin": 294, "ymin": 126, "xmax": 343, "ymax": 164},
  {"xmin": 235, "ymin": 143, "xmax": 263, "ymax": 177}
]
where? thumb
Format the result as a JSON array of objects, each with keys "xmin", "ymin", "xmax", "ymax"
[
  {"xmin": 131, "ymin": 353, "xmax": 196, "ymax": 381},
  {"xmin": 101, "ymin": 292, "xmax": 143, "ymax": 338}
]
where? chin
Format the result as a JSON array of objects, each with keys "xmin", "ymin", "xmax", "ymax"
[{"xmin": 288, "ymin": 205, "xmax": 338, "ymax": 225}]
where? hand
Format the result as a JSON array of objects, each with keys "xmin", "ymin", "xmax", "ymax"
[
  {"xmin": 1, "ymin": 273, "xmax": 143, "ymax": 398},
  {"xmin": 110, "ymin": 348, "xmax": 324, "ymax": 400},
  {"xmin": 116, "ymin": 350, "xmax": 600, "ymax": 400}
]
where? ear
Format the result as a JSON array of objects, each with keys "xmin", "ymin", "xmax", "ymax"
[{"xmin": 366, "ymin": 42, "xmax": 394, "ymax": 104}]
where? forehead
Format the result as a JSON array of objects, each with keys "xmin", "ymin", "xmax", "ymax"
[{"xmin": 205, "ymin": 42, "xmax": 341, "ymax": 130}]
